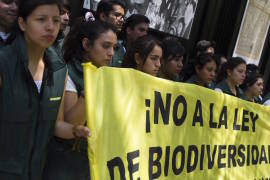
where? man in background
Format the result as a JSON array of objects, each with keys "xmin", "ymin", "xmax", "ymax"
[
  {"xmin": 110, "ymin": 13, "xmax": 149, "ymax": 67},
  {"xmin": 0, "ymin": 0, "xmax": 18, "ymax": 48},
  {"xmin": 96, "ymin": 0, "xmax": 127, "ymax": 67}
]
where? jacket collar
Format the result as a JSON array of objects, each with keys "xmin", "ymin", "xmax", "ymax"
[{"xmin": 13, "ymin": 34, "xmax": 66, "ymax": 72}]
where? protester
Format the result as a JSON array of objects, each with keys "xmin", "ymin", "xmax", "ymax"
[
  {"xmin": 0, "ymin": 0, "xmax": 18, "ymax": 47},
  {"xmin": 52, "ymin": 0, "xmax": 71, "ymax": 57},
  {"xmin": 185, "ymin": 53, "xmax": 216, "ymax": 89},
  {"xmin": 181, "ymin": 40, "xmax": 215, "ymax": 81},
  {"xmin": 96, "ymin": 0, "xmax": 126, "ymax": 32},
  {"xmin": 122, "ymin": 35, "xmax": 162, "ymax": 77},
  {"xmin": 0, "ymin": 0, "xmax": 90, "ymax": 179},
  {"xmin": 215, "ymin": 57, "xmax": 246, "ymax": 97},
  {"xmin": 159, "ymin": 36, "xmax": 185, "ymax": 81},
  {"xmin": 96, "ymin": 0, "xmax": 126, "ymax": 67},
  {"xmin": 43, "ymin": 19, "xmax": 117, "ymax": 180},
  {"xmin": 214, "ymin": 54, "xmax": 227, "ymax": 71},
  {"xmin": 59, "ymin": 0, "xmax": 70, "ymax": 34},
  {"xmin": 240, "ymin": 71, "xmax": 263, "ymax": 103},
  {"xmin": 196, "ymin": 40, "xmax": 215, "ymax": 56},
  {"xmin": 111, "ymin": 13, "xmax": 150, "ymax": 67}
]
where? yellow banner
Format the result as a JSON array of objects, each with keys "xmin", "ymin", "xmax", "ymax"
[{"xmin": 83, "ymin": 63, "xmax": 270, "ymax": 180}]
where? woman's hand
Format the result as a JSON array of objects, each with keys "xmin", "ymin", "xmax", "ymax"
[{"xmin": 73, "ymin": 125, "xmax": 91, "ymax": 138}]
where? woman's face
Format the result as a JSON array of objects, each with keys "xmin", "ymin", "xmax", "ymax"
[
  {"xmin": 163, "ymin": 55, "xmax": 183, "ymax": 78},
  {"xmin": 138, "ymin": 45, "xmax": 162, "ymax": 76},
  {"xmin": 248, "ymin": 77, "xmax": 264, "ymax": 97},
  {"xmin": 19, "ymin": 4, "xmax": 60, "ymax": 48},
  {"xmin": 196, "ymin": 60, "xmax": 216, "ymax": 85},
  {"xmin": 228, "ymin": 63, "xmax": 246, "ymax": 86},
  {"xmin": 87, "ymin": 30, "xmax": 117, "ymax": 67}
]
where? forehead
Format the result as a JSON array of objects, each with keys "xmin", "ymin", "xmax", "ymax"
[
  {"xmin": 134, "ymin": 22, "xmax": 149, "ymax": 29},
  {"xmin": 235, "ymin": 63, "xmax": 246, "ymax": 70},
  {"xmin": 29, "ymin": 4, "xmax": 60, "ymax": 16},
  {"xmin": 96, "ymin": 30, "xmax": 117, "ymax": 42},
  {"xmin": 149, "ymin": 45, "xmax": 162, "ymax": 55},
  {"xmin": 111, "ymin": 4, "xmax": 125, "ymax": 13},
  {"xmin": 256, "ymin": 77, "xmax": 263, "ymax": 82}
]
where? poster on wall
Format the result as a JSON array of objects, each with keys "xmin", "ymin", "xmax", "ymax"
[
  {"xmin": 88, "ymin": 0, "xmax": 198, "ymax": 39},
  {"xmin": 233, "ymin": 0, "xmax": 270, "ymax": 65}
]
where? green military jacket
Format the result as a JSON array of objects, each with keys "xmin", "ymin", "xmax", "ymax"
[
  {"xmin": 0, "ymin": 37, "xmax": 6, "ymax": 49},
  {"xmin": 186, "ymin": 75, "xmax": 215, "ymax": 89},
  {"xmin": 43, "ymin": 57, "xmax": 89, "ymax": 180},
  {"xmin": 110, "ymin": 40, "xmax": 125, "ymax": 67},
  {"xmin": 0, "ymin": 35, "xmax": 67, "ymax": 180},
  {"xmin": 67, "ymin": 58, "xmax": 84, "ymax": 96},
  {"xmin": 241, "ymin": 94, "xmax": 262, "ymax": 104},
  {"xmin": 215, "ymin": 79, "xmax": 244, "ymax": 98},
  {"xmin": 49, "ymin": 57, "xmax": 86, "ymax": 153}
]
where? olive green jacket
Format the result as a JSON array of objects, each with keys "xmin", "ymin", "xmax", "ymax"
[{"xmin": 0, "ymin": 35, "xmax": 67, "ymax": 180}]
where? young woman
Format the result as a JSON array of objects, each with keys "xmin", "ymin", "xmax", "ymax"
[
  {"xmin": 159, "ymin": 37, "xmax": 185, "ymax": 81},
  {"xmin": 0, "ymin": 0, "xmax": 89, "ymax": 179},
  {"xmin": 122, "ymin": 35, "xmax": 162, "ymax": 77},
  {"xmin": 43, "ymin": 19, "xmax": 118, "ymax": 180},
  {"xmin": 240, "ymin": 72, "xmax": 264, "ymax": 103},
  {"xmin": 185, "ymin": 53, "xmax": 216, "ymax": 89},
  {"xmin": 215, "ymin": 57, "xmax": 246, "ymax": 97}
]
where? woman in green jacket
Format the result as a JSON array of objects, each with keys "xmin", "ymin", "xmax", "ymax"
[
  {"xmin": 185, "ymin": 53, "xmax": 216, "ymax": 89},
  {"xmin": 215, "ymin": 57, "xmax": 246, "ymax": 98},
  {"xmin": 0, "ymin": 0, "xmax": 89, "ymax": 179},
  {"xmin": 43, "ymin": 18, "xmax": 118, "ymax": 180},
  {"xmin": 240, "ymin": 71, "xmax": 264, "ymax": 103}
]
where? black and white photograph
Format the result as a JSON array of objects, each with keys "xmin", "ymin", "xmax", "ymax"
[{"xmin": 87, "ymin": 0, "xmax": 198, "ymax": 39}]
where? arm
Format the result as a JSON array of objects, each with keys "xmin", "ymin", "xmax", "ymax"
[
  {"xmin": 54, "ymin": 75, "xmax": 90, "ymax": 139},
  {"xmin": 64, "ymin": 91, "xmax": 86, "ymax": 125}
]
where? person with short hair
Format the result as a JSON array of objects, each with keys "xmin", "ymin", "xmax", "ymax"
[
  {"xmin": 96, "ymin": 0, "xmax": 126, "ymax": 32},
  {"xmin": 196, "ymin": 40, "xmax": 215, "ymax": 56},
  {"xmin": 0, "ymin": 0, "xmax": 18, "ymax": 48},
  {"xmin": 52, "ymin": 0, "xmax": 71, "ymax": 58},
  {"xmin": 111, "ymin": 13, "xmax": 150, "ymax": 67}
]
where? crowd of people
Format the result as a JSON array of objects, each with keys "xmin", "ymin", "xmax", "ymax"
[{"xmin": 0, "ymin": 0, "xmax": 269, "ymax": 180}]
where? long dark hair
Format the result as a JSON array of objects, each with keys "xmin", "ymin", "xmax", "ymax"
[
  {"xmin": 216, "ymin": 57, "xmax": 246, "ymax": 83},
  {"xmin": 63, "ymin": 19, "xmax": 117, "ymax": 63},
  {"xmin": 122, "ymin": 35, "xmax": 162, "ymax": 68},
  {"xmin": 240, "ymin": 71, "xmax": 263, "ymax": 91},
  {"xmin": 187, "ymin": 53, "xmax": 216, "ymax": 76}
]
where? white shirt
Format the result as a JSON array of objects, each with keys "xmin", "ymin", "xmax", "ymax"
[
  {"xmin": 264, "ymin": 99, "xmax": 270, "ymax": 106},
  {"xmin": 65, "ymin": 75, "xmax": 77, "ymax": 93}
]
